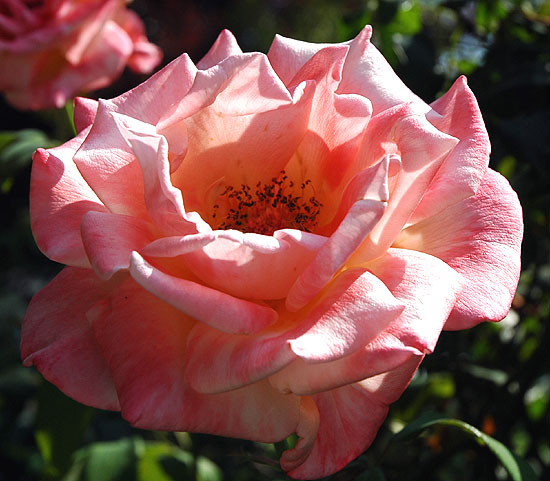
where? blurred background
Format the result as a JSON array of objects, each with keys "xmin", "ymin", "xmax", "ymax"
[{"xmin": 1, "ymin": 0, "xmax": 549, "ymax": 480}]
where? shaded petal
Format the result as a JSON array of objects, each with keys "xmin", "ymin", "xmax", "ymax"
[
  {"xmin": 181, "ymin": 230, "xmax": 325, "ymax": 300},
  {"xmin": 185, "ymin": 267, "xmax": 402, "ymax": 394},
  {"xmin": 81, "ymin": 211, "xmax": 157, "ymax": 279},
  {"xmin": 73, "ymin": 97, "xmax": 98, "ymax": 134},
  {"xmin": 395, "ymin": 169, "xmax": 523, "ymax": 329},
  {"xmin": 30, "ymin": 132, "xmax": 108, "ymax": 268},
  {"xmin": 21, "ymin": 267, "xmax": 119, "ymax": 410},
  {"xmin": 282, "ymin": 45, "xmax": 372, "ymax": 200},
  {"xmin": 287, "ymin": 199, "xmax": 386, "ymax": 311},
  {"xmin": 129, "ymin": 252, "xmax": 278, "ymax": 334},
  {"xmin": 285, "ymin": 355, "xmax": 422, "ymax": 479},
  {"xmin": 411, "ymin": 76, "xmax": 490, "ymax": 223},
  {"xmin": 91, "ymin": 278, "xmax": 300, "ymax": 441},
  {"xmin": 197, "ymin": 29, "xmax": 243, "ymax": 69},
  {"xmin": 167, "ymin": 54, "xmax": 315, "ymax": 213}
]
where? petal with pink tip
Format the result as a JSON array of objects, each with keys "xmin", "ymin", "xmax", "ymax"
[
  {"xmin": 81, "ymin": 211, "xmax": 157, "ymax": 279},
  {"xmin": 73, "ymin": 97, "xmax": 98, "ymax": 134},
  {"xmin": 349, "ymin": 105, "xmax": 459, "ymax": 263},
  {"xmin": 285, "ymin": 355, "xmax": 422, "ymax": 479},
  {"xmin": 286, "ymin": 198, "xmax": 386, "ymax": 311},
  {"xmin": 395, "ymin": 169, "xmax": 523, "ymax": 329},
  {"xmin": 30, "ymin": 132, "xmax": 108, "ymax": 268},
  {"xmin": 339, "ymin": 25, "xmax": 428, "ymax": 116},
  {"xmin": 411, "ymin": 76, "xmax": 490, "ymax": 223},
  {"xmin": 91, "ymin": 278, "xmax": 300, "ymax": 441},
  {"xmin": 197, "ymin": 29, "xmax": 243, "ymax": 69},
  {"xmin": 184, "ymin": 267, "xmax": 401, "ymax": 394},
  {"xmin": 73, "ymin": 54, "xmax": 198, "ymax": 216},
  {"xmin": 113, "ymin": 114, "xmax": 203, "ymax": 235},
  {"xmin": 270, "ymin": 248, "xmax": 459, "ymax": 396},
  {"xmin": 20, "ymin": 267, "xmax": 119, "ymax": 410},
  {"xmin": 367, "ymin": 248, "xmax": 462, "ymax": 353},
  {"xmin": 181, "ymin": 230, "xmax": 325, "ymax": 300},
  {"xmin": 129, "ymin": 252, "xmax": 278, "ymax": 334}
]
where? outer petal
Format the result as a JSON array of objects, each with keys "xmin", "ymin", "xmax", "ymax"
[
  {"xmin": 74, "ymin": 97, "xmax": 99, "ymax": 134},
  {"xmin": 184, "ymin": 267, "xmax": 403, "ymax": 394},
  {"xmin": 81, "ymin": 211, "xmax": 157, "ymax": 279},
  {"xmin": 73, "ymin": 53, "xmax": 198, "ymax": 215},
  {"xmin": 339, "ymin": 25, "xmax": 428, "ymax": 116},
  {"xmin": 410, "ymin": 76, "xmax": 490, "ymax": 223},
  {"xmin": 197, "ymin": 29, "xmax": 243, "ymax": 69},
  {"xmin": 129, "ymin": 252, "xmax": 278, "ymax": 334},
  {"xmin": 285, "ymin": 355, "xmax": 423, "ymax": 479},
  {"xmin": 20, "ymin": 267, "xmax": 119, "ymax": 410},
  {"xmin": 270, "ymin": 248, "xmax": 460, "ymax": 396},
  {"xmin": 394, "ymin": 169, "xmax": 522, "ymax": 329},
  {"xmin": 30, "ymin": 130, "xmax": 108, "ymax": 268},
  {"xmin": 91, "ymin": 278, "xmax": 300, "ymax": 441}
]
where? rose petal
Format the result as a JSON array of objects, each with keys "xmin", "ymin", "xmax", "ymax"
[
  {"xmin": 73, "ymin": 97, "xmax": 98, "ymax": 134},
  {"xmin": 129, "ymin": 252, "xmax": 278, "ymax": 334},
  {"xmin": 185, "ymin": 267, "xmax": 402, "ymax": 394},
  {"xmin": 81, "ymin": 211, "xmax": 157, "ymax": 279},
  {"xmin": 197, "ymin": 29, "xmax": 243, "ymax": 69},
  {"xmin": 286, "ymin": 198, "xmax": 386, "ymax": 311},
  {"xmin": 30, "ymin": 132, "xmax": 108, "ymax": 268},
  {"xmin": 349, "ymin": 104, "xmax": 459, "ymax": 263},
  {"xmin": 21, "ymin": 267, "xmax": 119, "ymax": 410},
  {"xmin": 395, "ymin": 169, "xmax": 523, "ymax": 329},
  {"xmin": 285, "ymin": 355, "xmax": 422, "ymax": 479},
  {"xmin": 91, "ymin": 278, "xmax": 300, "ymax": 441},
  {"xmin": 181, "ymin": 230, "xmax": 325, "ymax": 300},
  {"xmin": 410, "ymin": 76, "xmax": 491, "ymax": 223}
]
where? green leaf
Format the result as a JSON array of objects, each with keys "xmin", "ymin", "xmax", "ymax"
[
  {"xmin": 0, "ymin": 129, "xmax": 56, "ymax": 174},
  {"xmin": 35, "ymin": 382, "xmax": 94, "ymax": 479},
  {"xmin": 137, "ymin": 442, "xmax": 193, "ymax": 481},
  {"xmin": 80, "ymin": 438, "xmax": 137, "ymax": 481},
  {"xmin": 196, "ymin": 455, "xmax": 223, "ymax": 481},
  {"xmin": 392, "ymin": 412, "xmax": 540, "ymax": 481}
]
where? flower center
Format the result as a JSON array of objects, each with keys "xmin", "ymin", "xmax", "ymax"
[{"xmin": 211, "ymin": 171, "xmax": 322, "ymax": 235}]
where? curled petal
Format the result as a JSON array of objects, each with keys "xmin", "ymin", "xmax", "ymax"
[
  {"xmin": 30, "ymin": 132, "xmax": 108, "ymax": 268},
  {"xmin": 395, "ymin": 169, "xmax": 523, "ymax": 329},
  {"xmin": 20, "ymin": 267, "xmax": 119, "ymax": 410},
  {"xmin": 81, "ymin": 211, "xmax": 157, "ymax": 279},
  {"xmin": 129, "ymin": 252, "xmax": 278, "ymax": 334},
  {"xmin": 73, "ymin": 97, "xmax": 98, "ymax": 133},
  {"xmin": 182, "ymin": 231, "xmax": 325, "ymax": 300},
  {"xmin": 286, "ymin": 355, "xmax": 422, "ymax": 479},
  {"xmin": 286, "ymin": 198, "xmax": 386, "ymax": 311},
  {"xmin": 90, "ymin": 278, "xmax": 300, "ymax": 441},
  {"xmin": 411, "ymin": 76, "xmax": 490, "ymax": 223}
]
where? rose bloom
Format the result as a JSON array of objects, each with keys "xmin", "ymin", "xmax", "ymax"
[
  {"xmin": 0, "ymin": 0, "xmax": 162, "ymax": 110},
  {"xmin": 22, "ymin": 26, "xmax": 522, "ymax": 479}
]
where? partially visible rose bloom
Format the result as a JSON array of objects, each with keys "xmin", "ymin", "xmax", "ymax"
[
  {"xmin": 21, "ymin": 27, "xmax": 522, "ymax": 479},
  {"xmin": 0, "ymin": 0, "xmax": 162, "ymax": 110}
]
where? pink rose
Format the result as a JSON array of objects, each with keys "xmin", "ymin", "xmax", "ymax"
[
  {"xmin": 0, "ymin": 0, "xmax": 162, "ymax": 110},
  {"xmin": 21, "ymin": 27, "xmax": 522, "ymax": 479}
]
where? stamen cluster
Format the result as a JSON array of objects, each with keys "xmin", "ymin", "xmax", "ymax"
[{"xmin": 212, "ymin": 170, "xmax": 322, "ymax": 235}]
